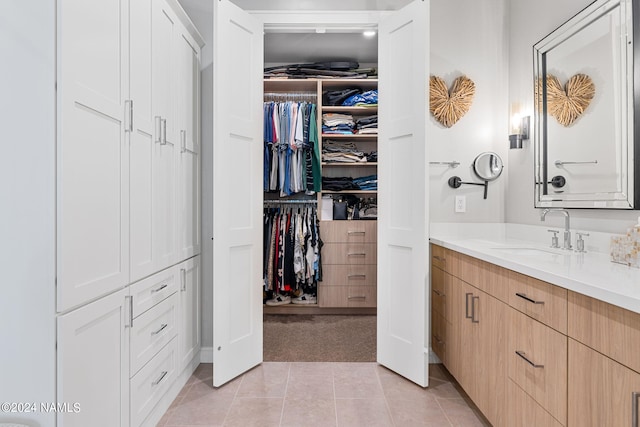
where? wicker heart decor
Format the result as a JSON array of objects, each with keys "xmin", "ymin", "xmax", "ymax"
[
  {"xmin": 429, "ymin": 75, "xmax": 475, "ymax": 128},
  {"xmin": 540, "ymin": 74, "xmax": 595, "ymax": 127}
]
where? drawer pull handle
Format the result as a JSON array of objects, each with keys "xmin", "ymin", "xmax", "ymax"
[
  {"xmin": 633, "ymin": 391, "xmax": 639, "ymax": 427},
  {"xmin": 433, "ymin": 255, "xmax": 445, "ymax": 262},
  {"xmin": 347, "ymin": 231, "xmax": 366, "ymax": 235},
  {"xmin": 151, "ymin": 323, "xmax": 168, "ymax": 335},
  {"xmin": 347, "ymin": 252, "xmax": 366, "ymax": 257},
  {"xmin": 515, "ymin": 350, "xmax": 544, "ymax": 368},
  {"xmin": 433, "ymin": 334, "xmax": 444, "ymax": 345},
  {"xmin": 151, "ymin": 283, "xmax": 168, "ymax": 293},
  {"xmin": 465, "ymin": 293, "xmax": 473, "ymax": 319},
  {"xmin": 471, "ymin": 296, "xmax": 480, "ymax": 323},
  {"xmin": 348, "ymin": 274, "xmax": 366, "ymax": 279},
  {"xmin": 515, "ymin": 292, "xmax": 545, "ymax": 305},
  {"xmin": 348, "ymin": 295, "xmax": 366, "ymax": 300},
  {"xmin": 152, "ymin": 371, "xmax": 168, "ymax": 386},
  {"xmin": 433, "ymin": 289, "xmax": 443, "ymax": 297}
]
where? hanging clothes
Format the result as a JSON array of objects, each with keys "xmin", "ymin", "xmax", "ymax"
[
  {"xmin": 262, "ymin": 205, "xmax": 323, "ymax": 298},
  {"xmin": 263, "ymin": 101, "xmax": 321, "ymax": 196}
]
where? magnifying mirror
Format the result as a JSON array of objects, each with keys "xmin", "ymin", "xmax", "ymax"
[{"xmin": 473, "ymin": 152, "xmax": 503, "ymax": 181}]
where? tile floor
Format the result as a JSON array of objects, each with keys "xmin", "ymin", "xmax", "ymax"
[{"xmin": 158, "ymin": 363, "xmax": 490, "ymax": 426}]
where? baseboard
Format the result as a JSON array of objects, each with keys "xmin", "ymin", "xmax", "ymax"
[{"xmin": 200, "ymin": 346, "xmax": 213, "ymax": 363}]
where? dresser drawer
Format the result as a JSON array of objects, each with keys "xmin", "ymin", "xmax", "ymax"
[
  {"xmin": 130, "ymin": 338, "xmax": 177, "ymax": 427},
  {"xmin": 322, "ymin": 264, "xmax": 377, "ymax": 286},
  {"xmin": 321, "ymin": 220, "xmax": 377, "ymax": 243},
  {"xmin": 508, "ymin": 307, "xmax": 567, "ymax": 424},
  {"xmin": 509, "ymin": 271, "xmax": 567, "ymax": 334},
  {"xmin": 130, "ymin": 293, "xmax": 178, "ymax": 376},
  {"xmin": 568, "ymin": 290, "xmax": 640, "ymax": 373},
  {"xmin": 318, "ymin": 285, "xmax": 376, "ymax": 307},
  {"xmin": 322, "ymin": 243, "xmax": 377, "ymax": 265},
  {"xmin": 507, "ymin": 379, "xmax": 564, "ymax": 427},
  {"xmin": 130, "ymin": 266, "xmax": 179, "ymax": 318}
]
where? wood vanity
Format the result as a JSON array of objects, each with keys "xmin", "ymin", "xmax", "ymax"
[{"xmin": 430, "ymin": 243, "xmax": 640, "ymax": 427}]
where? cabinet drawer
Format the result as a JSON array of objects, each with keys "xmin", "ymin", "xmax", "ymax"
[
  {"xmin": 431, "ymin": 312, "xmax": 446, "ymax": 363},
  {"xmin": 431, "ymin": 244, "xmax": 447, "ymax": 270},
  {"xmin": 130, "ymin": 293, "xmax": 178, "ymax": 376},
  {"xmin": 431, "ymin": 266, "xmax": 450, "ymax": 321},
  {"xmin": 319, "ymin": 285, "xmax": 376, "ymax": 307},
  {"xmin": 508, "ymin": 308, "xmax": 567, "ymax": 424},
  {"xmin": 458, "ymin": 253, "xmax": 509, "ymax": 303},
  {"xmin": 130, "ymin": 266, "xmax": 178, "ymax": 318},
  {"xmin": 130, "ymin": 338, "xmax": 178, "ymax": 427},
  {"xmin": 568, "ymin": 290, "xmax": 640, "ymax": 373},
  {"xmin": 322, "ymin": 243, "xmax": 377, "ymax": 265},
  {"xmin": 322, "ymin": 264, "xmax": 377, "ymax": 286},
  {"xmin": 507, "ymin": 380, "xmax": 564, "ymax": 427},
  {"xmin": 509, "ymin": 271, "xmax": 567, "ymax": 334},
  {"xmin": 321, "ymin": 220, "xmax": 377, "ymax": 243}
]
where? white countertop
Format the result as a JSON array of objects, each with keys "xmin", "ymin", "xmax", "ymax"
[{"xmin": 430, "ymin": 223, "xmax": 640, "ymax": 315}]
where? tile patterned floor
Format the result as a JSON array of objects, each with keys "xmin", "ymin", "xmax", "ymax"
[{"xmin": 157, "ymin": 363, "xmax": 490, "ymax": 427}]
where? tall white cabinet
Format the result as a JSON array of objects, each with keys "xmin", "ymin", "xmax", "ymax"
[{"xmin": 0, "ymin": 0, "xmax": 203, "ymax": 427}]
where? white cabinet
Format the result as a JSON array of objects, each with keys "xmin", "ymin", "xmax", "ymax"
[
  {"xmin": 57, "ymin": 288, "xmax": 130, "ymax": 427},
  {"xmin": 176, "ymin": 30, "xmax": 201, "ymax": 261},
  {"xmin": 57, "ymin": 0, "xmax": 130, "ymax": 312},
  {"xmin": 178, "ymin": 256, "xmax": 201, "ymax": 370}
]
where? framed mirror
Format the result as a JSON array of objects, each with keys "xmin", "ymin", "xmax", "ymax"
[{"xmin": 533, "ymin": 0, "xmax": 640, "ymax": 208}]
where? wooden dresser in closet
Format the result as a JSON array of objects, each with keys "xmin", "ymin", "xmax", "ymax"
[{"xmin": 319, "ymin": 220, "xmax": 377, "ymax": 307}]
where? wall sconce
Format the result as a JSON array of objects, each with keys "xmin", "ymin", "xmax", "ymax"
[{"xmin": 509, "ymin": 114, "xmax": 530, "ymax": 149}]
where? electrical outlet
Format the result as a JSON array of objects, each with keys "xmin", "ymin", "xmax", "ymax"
[{"xmin": 455, "ymin": 195, "xmax": 466, "ymax": 213}]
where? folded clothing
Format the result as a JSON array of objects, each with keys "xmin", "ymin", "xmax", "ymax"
[{"xmin": 342, "ymin": 90, "xmax": 378, "ymax": 107}]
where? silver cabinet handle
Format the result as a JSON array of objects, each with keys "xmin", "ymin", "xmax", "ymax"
[
  {"xmin": 347, "ymin": 295, "xmax": 366, "ymax": 300},
  {"xmin": 180, "ymin": 130, "xmax": 186, "ymax": 153},
  {"xmin": 347, "ymin": 231, "xmax": 365, "ymax": 235},
  {"xmin": 347, "ymin": 252, "xmax": 366, "ymax": 257},
  {"xmin": 515, "ymin": 350, "xmax": 544, "ymax": 368},
  {"xmin": 151, "ymin": 283, "xmax": 168, "ymax": 293},
  {"xmin": 152, "ymin": 371, "xmax": 168, "ymax": 386},
  {"xmin": 347, "ymin": 274, "xmax": 366, "ymax": 279},
  {"xmin": 155, "ymin": 116, "xmax": 162, "ymax": 144},
  {"xmin": 465, "ymin": 293, "xmax": 473, "ymax": 319},
  {"xmin": 161, "ymin": 119, "xmax": 167, "ymax": 145},
  {"xmin": 125, "ymin": 100, "xmax": 133, "ymax": 132},
  {"xmin": 151, "ymin": 323, "xmax": 168, "ymax": 336},
  {"xmin": 633, "ymin": 391, "xmax": 639, "ymax": 427},
  {"xmin": 433, "ymin": 255, "xmax": 445, "ymax": 262},
  {"xmin": 433, "ymin": 289, "xmax": 442, "ymax": 297},
  {"xmin": 125, "ymin": 295, "xmax": 134, "ymax": 328},
  {"xmin": 180, "ymin": 268, "xmax": 186, "ymax": 292},
  {"xmin": 515, "ymin": 292, "xmax": 545, "ymax": 305},
  {"xmin": 471, "ymin": 296, "xmax": 479, "ymax": 323}
]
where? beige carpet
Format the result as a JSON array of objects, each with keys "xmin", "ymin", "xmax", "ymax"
[{"xmin": 263, "ymin": 314, "xmax": 377, "ymax": 362}]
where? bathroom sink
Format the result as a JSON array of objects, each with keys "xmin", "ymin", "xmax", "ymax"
[{"xmin": 490, "ymin": 247, "xmax": 560, "ymax": 255}]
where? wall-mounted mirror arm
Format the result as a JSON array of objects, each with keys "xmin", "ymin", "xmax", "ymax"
[
  {"xmin": 536, "ymin": 175, "xmax": 566, "ymax": 188},
  {"xmin": 448, "ymin": 176, "xmax": 489, "ymax": 199}
]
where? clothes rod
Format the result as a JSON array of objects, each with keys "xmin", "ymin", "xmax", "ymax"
[{"xmin": 263, "ymin": 199, "xmax": 318, "ymax": 204}]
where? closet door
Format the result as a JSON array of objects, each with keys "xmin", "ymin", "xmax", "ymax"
[
  {"xmin": 176, "ymin": 30, "xmax": 201, "ymax": 262},
  {"xmin": 130, "ymin": 0, "xmax": 155, "ymax": 282},
  {"xmin": 212, "ymin": 0, "xmax": 264, "ymax": 387},
  {"xmin": 377, "ymin": 0, "xmax": 430, "ymax": 387},
  {"xmin": 57, "ymin": 0, "xmax": 130, "ymax": 311},
  {"xmin": 152, "ymin": 0, "xmax": 178, "ymax": 271}
]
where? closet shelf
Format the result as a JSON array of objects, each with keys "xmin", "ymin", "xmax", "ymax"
[
  {"xmin": 322, "ymin": 162, "xmax": 378, "ymax": 167},
  {"xmin": 321, "ymin": 134, "xmax": 377, "ymax": 140},
  {"xmin": 322, "ymin": 106, "xmax": 377, "ymax": 113}
]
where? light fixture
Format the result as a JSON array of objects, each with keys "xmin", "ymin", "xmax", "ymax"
[
  {"xmin": 363, "ymin": 30, "xmax": 376, "ymax": 37},
  {"xmin": 509, "ymin": 114, "xmax": 530, "ymax": 149}
]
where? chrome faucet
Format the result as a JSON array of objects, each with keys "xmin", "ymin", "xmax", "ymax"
[{"xmin": 540, "ymin": 208, "xmax": 572, "ymax": 250}]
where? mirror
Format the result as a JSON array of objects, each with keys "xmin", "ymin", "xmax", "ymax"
[
  {"xmin": 533, "ymin": 0, "xmax": 640, "ymax": 209},
  {"xmin": 473, "ymin": 152, "xmax": 503, "ymax": 181}
]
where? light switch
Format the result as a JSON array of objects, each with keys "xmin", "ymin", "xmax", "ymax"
[{"xmin": 455, "ymin": 195, "xmax": 466, "ymax": 213}]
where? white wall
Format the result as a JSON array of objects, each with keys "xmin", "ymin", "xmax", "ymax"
[
  {"xmin": 0, "ymin": 1, "xmax": 56, "ymax": 426},
  {"xmin": 429, "ymin": 0, "xmax": 509, "ymax": 223},
  {"xmin": 507, "ymin": 0, "xmax": 640, "ymax": 233}
]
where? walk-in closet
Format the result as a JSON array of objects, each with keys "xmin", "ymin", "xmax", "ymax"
[{"xmin": 212, "ymin": 0, "xmax": 430, "ymax": 388}]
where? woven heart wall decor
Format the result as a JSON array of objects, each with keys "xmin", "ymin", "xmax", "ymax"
[
  {"xmin": 429, "ymin": 75, "xmax": 475, "ymax": 128},
  {"xmin": 536, "ymin": 74, "xmax": 595, "ymax": 127}
]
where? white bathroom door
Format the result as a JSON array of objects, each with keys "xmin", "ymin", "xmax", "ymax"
[
  {"xmin": 377, "ymin": 0, "xmax": 430, "ymax": 387},
  {"xmin": 211, "ymin": 0, "xmax": 264, "ymax": 387}
]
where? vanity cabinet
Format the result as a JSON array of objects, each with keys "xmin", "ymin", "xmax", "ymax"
[
  {"xmin": 430, "ymin": 243, "xmax": 640, "ymax": 427},
  {"xmin": 567, "ymin": 291, "xmax": 640, "ymax": 427}
]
